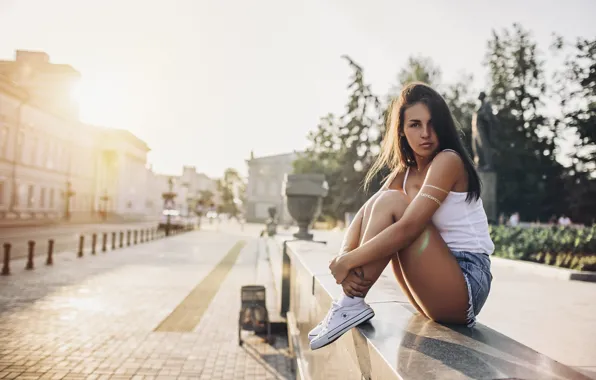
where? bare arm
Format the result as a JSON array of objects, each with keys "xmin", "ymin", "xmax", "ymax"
[{"xmin": 343, "ymin": 152, "xmax": 464, "ymax": 269}]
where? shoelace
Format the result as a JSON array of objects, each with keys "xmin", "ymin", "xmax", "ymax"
[{"xmin": 319, "ymin": 301, "xmax": 342, "ymax": 332}]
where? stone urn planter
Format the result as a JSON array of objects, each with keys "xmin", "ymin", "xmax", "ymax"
[{"xmin": 283, "ymin": 174, "xmax": 328, "ymax": 240}]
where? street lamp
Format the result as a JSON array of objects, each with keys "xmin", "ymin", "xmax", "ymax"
[
  {"xmin": 100, "ymin": 189, "xmax": 109, "ymax": 222},
  {"xmin": 64, "ymin": 181, "xmax": 75, "ymax": 221},
  {"xmin": 161, "ymin": 177, "xmax": 177, "ymax": 236}
]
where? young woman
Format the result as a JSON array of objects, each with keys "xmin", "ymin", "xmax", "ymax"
[{"xmin": 309, "ymin": 82, "xmax": 494, "ymax": 350}]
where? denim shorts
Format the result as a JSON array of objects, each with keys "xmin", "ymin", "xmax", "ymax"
[{"xmin": 451, "ymin": 250, "xmax": 493, "ymax": 328}]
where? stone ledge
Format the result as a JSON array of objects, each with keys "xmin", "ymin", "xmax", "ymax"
[{"xmin": 268, "ymin": 234, "xmax": 591, "ymax": 380}]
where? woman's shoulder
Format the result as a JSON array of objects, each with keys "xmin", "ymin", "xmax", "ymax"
[
  {"xmin": 385, "ymin": 168, "xmax": 407, "ymax": 191},
  {"xmin": 434, "ymin": 149, "xmax": 465, "ymax": 169}
]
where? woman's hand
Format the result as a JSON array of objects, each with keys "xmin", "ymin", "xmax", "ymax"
[
  {"xmin": 329, "ymin": 254, "xmax": 351, "ymax": 284},
  {"xmin": 341, "ymin": 268, "xmax": 372, "ymax": 297}
]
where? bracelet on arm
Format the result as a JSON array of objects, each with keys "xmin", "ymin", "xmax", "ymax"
[
  {"xmin": 419, "ymin": 192, "xmax": 442, "ymax": 206},
  {"xmin": 423, "ymin": 184, "xmax": 449, "ymax": 194}
]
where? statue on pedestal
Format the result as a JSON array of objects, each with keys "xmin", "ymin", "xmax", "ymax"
[
  {"xmin": 472, "ymin": 92, "xmax": 497, "ymax": 172},
  {"xmin": 265, "ymin": 206, "xmax": 278, "ymax": 236}
]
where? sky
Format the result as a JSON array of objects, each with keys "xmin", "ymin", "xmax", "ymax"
[{"xmin": 0, "ymin": 0, "xmax": 594, "ymax": 178}]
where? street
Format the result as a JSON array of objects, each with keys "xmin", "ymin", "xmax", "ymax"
[
  {"xmin": 0, "ymin": 224, "xmax": 291, "ymax": 380},
  {"xmin": 0, "ymin": 222, "xmax": 160, "ymax": 262}
]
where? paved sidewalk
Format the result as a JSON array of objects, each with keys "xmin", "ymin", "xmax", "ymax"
[{"xmin": 0, "ymin": 230, "xmax": 292, "ymax": 380}]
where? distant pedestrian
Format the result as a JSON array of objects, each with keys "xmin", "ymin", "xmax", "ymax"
[
  {"xmin": 509, "ymin": 212, "xmax": 520, "ymax": 227},
  {"xmin": 558, "ymin": 215, "xmax": 571, "ymax": 226}
]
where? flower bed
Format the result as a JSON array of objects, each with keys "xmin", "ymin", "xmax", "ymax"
[{"xmin": 490, "ymin": 225, "xmax": 596, "ymax": 271}]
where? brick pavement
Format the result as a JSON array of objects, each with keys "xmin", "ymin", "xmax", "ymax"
[{"xmin": 0, "ymin": 230, "xmax": 293, "ymax": 380}]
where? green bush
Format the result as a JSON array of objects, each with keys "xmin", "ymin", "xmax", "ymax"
[{"xmin": 490, "ymin": 225, "xmax": 596, "ymax": 271}]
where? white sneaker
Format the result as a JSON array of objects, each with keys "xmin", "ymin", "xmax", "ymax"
[
  {"xmin": 308, "ymin": 321, "xmax": 324, "ymax": 341},
  {"xmin": 308, "ymin": 301, "xmax": 337, "ymax": 341},
  {"xmin": 309, "ymin": 301, "xmax": 374, "ymax": 350}
]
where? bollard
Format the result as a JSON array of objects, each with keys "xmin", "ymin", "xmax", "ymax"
[
  {"xmin": 46, "ymin": 239, "xmax": 54, "ymax": 265},
  {"xmin": 120, "ymin": 231, "xmax": 124, "ymax": 248},
  {"xmin": 112, "ymin": 232, "xmax": 116, "ymax": 250},
  {"xmin": 78, "ymin": 235, "xmax": 84, "ymax": 258},
  {"xmin": 2, "ymin": 243, "xmax": 11, "ymax": 275},
  {"xmin": 127, "ymin": 231, "xmax": 131, "ymax": 246},
  {"xmin": 26, "ymin": 240, "xmax": 35, "ymax": 270},
  {"xmin": 140, "ymin": 230, "xmax": 144, "ymax": 243},
  {"xmin": 148, "ymin": 228, "xmax": 152, "ymax": 240},
  {"xmin": 134, "ymin": 230, "xmax": 138, "ymax": 245},
  {"xmin": 91, "ymin": 233, "xmax": 97, "ymax": 255},
  {"xmin": 102, "ymin": 233, "xmax": 107, "ymax": 253}
]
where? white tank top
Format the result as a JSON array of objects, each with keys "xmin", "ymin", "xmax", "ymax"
[{"xmin": 403, "ymin": 153, "xmax": 495, "ymax": 255}]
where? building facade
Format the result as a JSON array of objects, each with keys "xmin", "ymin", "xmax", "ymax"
[
  {"xmin": 0, "ymin": 50, "xmax": 156, "ymax": 224},
  {"xmin": 0, "ymin": 74, "xmax": 97, "ymax": 223},
  {"xmin": 245, "ymin": 152, "xmax": 297, "ymax": 223},
  {"xmin": 150, "ymin": 166, "xmax": 219, "ymax": 217},
  {"xmin": 93, "ymin": 128, "xmax": 153, "ymax": 220},
  {"xmin": 0, "ymin": 50, "xmax": 225, "ymax": 225}
]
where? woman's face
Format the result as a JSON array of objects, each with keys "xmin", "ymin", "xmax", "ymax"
[{"xmin": 402, "ymin": 102, "xmax": 439, "ymax": 158}]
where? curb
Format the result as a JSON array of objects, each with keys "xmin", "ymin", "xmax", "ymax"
[{"xmin": 491, "ymin": 256, "xmax": 596, "ymax": 283}]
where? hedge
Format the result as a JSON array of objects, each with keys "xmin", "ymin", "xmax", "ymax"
[{"xmin": 490, "ymin": 225, "xmax": 596, "ymax": 272}]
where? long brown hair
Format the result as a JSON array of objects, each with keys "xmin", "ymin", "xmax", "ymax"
[{"xmin": 364, "ymin": 82, "xmax": 481, "ymax": 202}]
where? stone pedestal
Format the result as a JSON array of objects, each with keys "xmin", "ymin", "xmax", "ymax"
[{"xmin": 479, "ymin": 171, "xmax": 497, "ymax": 223}]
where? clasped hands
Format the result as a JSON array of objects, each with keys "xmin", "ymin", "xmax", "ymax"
[{"xmin": 329, "ymin": 254, "xmax": 372, "ymax": 298}]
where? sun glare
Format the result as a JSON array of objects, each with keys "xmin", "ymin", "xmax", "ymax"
[{"xmin": 73, "ymin": 75, "xmax": 126, "ymax": 125}]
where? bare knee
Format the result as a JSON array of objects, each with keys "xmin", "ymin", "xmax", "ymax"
[
  {"xmin": 371, "ymin": 190, "xmax": 409, "ymax": 219},
  {"xmin": 363, "ymin": 191, "xmax": 385, "ymax": 214}
]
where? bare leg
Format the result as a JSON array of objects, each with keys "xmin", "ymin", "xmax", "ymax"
[
  {"xmin": 353, "ymin": 190, "xmax": 469, "ymax": 324},
  {"xmin": 356, "ymin": 191, "xmax": 427, "ymax": 316}
]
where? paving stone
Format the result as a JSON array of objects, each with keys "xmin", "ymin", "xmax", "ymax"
[{"xmin": 0, "ymin": 230, "xmax": 293, "ymax": 379}]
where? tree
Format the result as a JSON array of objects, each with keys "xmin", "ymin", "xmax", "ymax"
[
  {"xmin": 197, "ymin": 190, "xmax": 214, "ymax": 207},
  {"xmin": 443, "ymin": 73, "xmax": 477, "ymax": 156},
  {"xmin": 485, "ymin": 23, "xmax": 566, "ymax": 221},
  {"xmin": 553, "ymin": 37, "xmax": 596, "ymax": 223},
  {"xmin": 217, "ymin": 168, "xmax": 244, "ymax": 218},
  {"xmin": 296, "ymin": 55, "xmax": 479, "ymax": 222},
  {"xmin": 388, "ymin": 55, "xmax": 442, "ymax": 101},
  {"xmin": 294, "ymin": 56, "xmax": 386, "ymax": 221}
]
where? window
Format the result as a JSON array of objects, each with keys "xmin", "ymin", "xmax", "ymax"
[
  {"xmin": 46, "ymin": 140, "xmax": 54, "ymax": 169},
  {"xmin": 0, "ymin": 127, "xmax": 7, "ymax": 158},
  {"xmin": 49, "ymin": 188, "xmax": 54, "ymax": 208},
  {"xmin": 55, "ymin": 145, "xmax": 63, "ymax": 172},
  {"xmin": 30, "ymin": 135, "xmax": 38, "ymax": 166},
  {"xmin": 27, "ymin": 185, "xmax": 35, "ymax": 208},
  {"xmin": 14, "ymin": 183, "xmax": 20, "ymax": 206},
  {"xmin": 39, "ymin": 139, "xmax": 47, "ymax": 168},
  {"xmin": 40, "ymin": 187, "xmax": 46, "ymax": 208},
  {"xmin": 256, "ymin": 179, "xmax": 264, "ymax": 196},
  {"xmin": 269, "ymin": 181, "xmax": 278, "ymax": 196},
  {"xmin": 16, "ymin": 131, "xmax": 24, "ymax": 163},
  {"xmin": 55, "ymin": 145, "xmax": 62, "ymax": 171}
]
